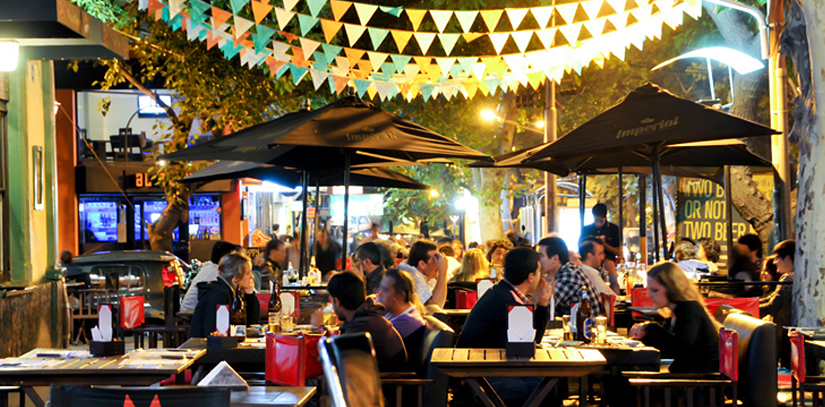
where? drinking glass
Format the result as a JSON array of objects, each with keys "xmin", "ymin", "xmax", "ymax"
[
  {"xmin": 281, "ymin": 313, "xmax": 294, "ymax": 333},
  {"xmin": 595, "ymin": 316, "xmax": 608, "ymax": 343}
]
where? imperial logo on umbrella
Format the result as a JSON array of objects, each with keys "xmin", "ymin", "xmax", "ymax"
[{"xmin": 615, "ymin": 116, "xmax": 680, "ymax": 139}]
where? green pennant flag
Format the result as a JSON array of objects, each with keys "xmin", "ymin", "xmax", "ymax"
[
  {"xmin": 379, "ymin": 6, "xmax": 403, "ymax": 17},
  {"xmin": 419, "ymin": 84, "xmax": 435, "ymax": 102},
  {"xmin": 353, "ymin": 79, "xmax": 372, "ymax": 98},
  {"xmin": 449, "ymin": 63, "xmax": 463, "ymax": 78},
  {"xmin": 252, "ymin": 25, "xmax": 277, "ymax": 53},
  {"xmin": 275, "ymin": 63, "xmax": 290, "ymax": 79},
  {"xmin": 328, "ymin": 75, "xmax": 337, "ymax": 94},
  {"xmin": 438, "ymin": 33, "xmax": 460, "ymax": 55},
  {"xmin": 160, "ymin": 7, "xmax": 170, "ymax": 22},
  {"xmin": 297, "ymin": 14, "xmax": 319, "ymax": 36},
  {"xmin": 457, "ymin": 57, "xmax": 477, "ymax": 76},
  {"xmin": 189, "ymin": 0, "xmax": 210, "ymax": 26},
  {"xmin": 391, "ymin": 54, "xmax": 411, "ymax": 74},
  {"xmin": 198, "ymin": 29, "xmax": 208, "ymax": 41},
  {"xmin": 290, "ymin": 64, "xmax": 309, "ymax": 84},
  {"xmin": 484, "ymin": 77, "xmax": 500, "ymax": 94},
  {"xmin": 170, "ymin": 14, "xmax": 183, "ymax": 30},
  {"xmin": 190, "ymin": 0, "xmax": 211, "ymax": 14},
  {"xmin": 313, "ymin": 51, "xmax": 328, "ymax": 68},
  {"xmin": 230, "ymin": 0, "xmax": 250, "ymax": 15},
  {"xmin": 367, "ymin": 27, "xmax": 389, "ymax": 50},
  {"xmin": 306, "ymin": 0, "xmax": 326, "ymax": 17},
  {"xmin": 372, "ymin": 70, "xmax": 393, "ymax": 82},
  {"xmin": 381, "ymin": 62, "xmax": 395, "ymax": 74},
  {"xmin": 322, "ymin": 43, "xmax": 343, "ymax": 63},
  {"xmin": 221, "ymin": 40, "xmax": 244, "ymax": 60}
]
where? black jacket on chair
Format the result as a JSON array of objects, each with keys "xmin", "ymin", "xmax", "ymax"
[{"xmin": 189, "ymin": 277, "xmax": 261, "ymax": 338}]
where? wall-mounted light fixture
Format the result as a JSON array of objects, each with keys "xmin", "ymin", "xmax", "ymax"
[{"xmin": 0, "ymin": 40, "xmax": 19, "ymax": 72}]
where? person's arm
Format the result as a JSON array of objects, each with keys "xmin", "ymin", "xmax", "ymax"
[
  {"xmin": 533, "ymin": 277, "xmax": 552, "ymax": 343},
  {"xmin": 639, "ymin": 302, "xmax": 704, "ymax": 359},
  {"xmin": 553, "ymin": 269, "xmax": 578, "ymax": 316},
  {"xmin": 760, "ymin": 276, "xmax": 792, "ymax": 316},
  {"xmin": 244, "ymin": 292, "xmax": 261, "ymax": 325},
  {"xmin": 426, "ymin": 253, "xmax": 449, "ymax": 308}
]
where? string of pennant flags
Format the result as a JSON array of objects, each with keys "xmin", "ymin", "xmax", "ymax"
[{"xmin": 145, "ymin": 0, "xmax": 702, "ymax": 101}]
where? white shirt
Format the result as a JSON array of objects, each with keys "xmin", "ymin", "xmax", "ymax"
[
  {"xmin": 445, "ymin": 256, "xmax": 461, "ymax": 281},
  {"xmin": 580, "ymin": 264, "xmax": 616, "ymax": 297},
  {"xmin": 398, "ymin": 261, "xmax": 434, "ymax": 304},
  {"xmin": 181, "ymin": 262, "xmax": 219, "ymax": 311}
]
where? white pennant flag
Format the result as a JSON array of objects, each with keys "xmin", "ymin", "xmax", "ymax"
[
  {"xmin": 430, "ymin": 10, "xmax": 454, "ymax": 33},
  {"xmin": 354, "ymin": 3, "xmax": 378, "ymax": 25},
  {"xmin": 506, "ymin": 8, "xmax": 529, "ymax": 30}
]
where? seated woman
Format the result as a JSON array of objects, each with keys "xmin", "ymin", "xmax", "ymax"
[
  {"xmin": 760, "ymin": 254, "xmax": 779, "ymax": 296},
  {"xmin": 189, "ymin": 253, "xmax": 260, "ymax": 338},
  {"xmin": 630, "ymin": 262, "xmax": 720, "ymax": 373},
  {"xmin": 760, "ymin": 240, "xmax": 794, "ymax": 328},
  {"xmin": 696, "ymin": 237, "xmax": 721, "ymax": 274},
  {"xmin": 450, "ymin": 249, "xmax": 490, "ymax": 283}
]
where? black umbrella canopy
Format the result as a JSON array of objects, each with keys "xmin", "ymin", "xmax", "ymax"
[
  {"xmin": 181, "ymin": 161, "xmax": 430, "ymax": 190},
  {"xmin": 526, "ymin": 82, "xmax": 778, "ymax": 163},
  {"xmin": 161, "ymin": 96, "xmax": 490, "ymax": 167}
]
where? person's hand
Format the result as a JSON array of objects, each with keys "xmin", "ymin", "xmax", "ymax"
[
  {"xmin": 433, "ymin": 253, "xmax": 448, "ymax": 276},
  {"xmin": 629, "ymin": 323, "xmax": 649, "ymax": 339},
  {"xmin": 534, "ymin": 276, "xmax": 552, "ymax": 307},
  {"xmin": 253, "ymin": 253, "xmax": 265, "ymax": 267}
]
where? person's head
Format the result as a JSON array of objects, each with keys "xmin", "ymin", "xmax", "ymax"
[
  {"xmin": 407, "ymin": 239, "xmax": 438, "ymax": 276},
  {"xmin": 374, "ymin": 239, "xmax": 395, "ymax": 269},
  {"xmin": 376, "ymin": 268, "xmax": 419, "ymax": 315},
  {"xmin": 370, "ymin": 223, "xmax": 380, "ymax": 235},
  {"xmin": 264, "ymin": 238, "xmax": 287, "ymax": 264},
  {"xmin": 438, "ymin": 244, "xmax": 455, "ymax": 258},
  {"xmin": 354, "ymin": 242, "xmax": 383, "ymax": 274},
  {"xmin": 60, "ymin": 250, "xmax": 73, "ymax": 265},
  {"xmin": 578, "ymin": 237, "xmax": 605, "ymax": 269},
  {"xmin": 327, "ymin": 271, "xmax": 366, "ymax": 320},
  {"xmin": 696, "ymin": 238, "xmax": 720, "ymax": 263},
  {"xmin": 645, "ymin": 261, "xmax": 704, "ymax": 309},
  {"xmin": 218, "ymin": 253, "xmax": 254, "ymax": 290},
  {"xmin": 537, "ymin": 236, "xmax": 570, "ymax": 275},
  {"xmin": 468, "ymin": 241, "xmax": 479, "ymax": 250},
  {"xmin": 762, "ymin": 254, "xmax": 779, "ymax": 281},
  {"xmin": 451, "ymin": 239, "xmax": 464, "ymax": 257},
  {"xmin": 486, "ymin": 239, "xmax": 513, "ymax": 266},
  {"xmin": 436, "ymin": 237, "xmax": 454, "ymax": 246},
  {"xmin": 736, "ymin": 234, "xmax": 763, "ymax": 262},
  {"xmin": 453, "ymin": 249, "xmax": 490, "ymax": 282},
  {"xmin": 592, "ymin": 203, "xmax": 608, "ymax": 227},
  {"xmin": 210, "ymin": 240, "xmax": 238, "ymax": 264},
  {"xmin": 272, "ymin": 224, "xmax": 280, "ymax": 234},
  {"xmin": 673, "ymin": 239, "xmax": 696, "ymax": 262},
  {"xmin": 503, "ymin": 247, "xmax": 542, "ymax": 295},
  {"xmin": 772, "ymin": 239, "xmax": 795, "ymax": 274},
  {"xmin": 317, "ymin": 228, "xmax": 329, "ymax": 245}
]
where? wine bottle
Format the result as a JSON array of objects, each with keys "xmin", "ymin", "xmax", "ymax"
[{"xmin": 230, "ymin": 287, "xmax": 247, "ymax": 327}]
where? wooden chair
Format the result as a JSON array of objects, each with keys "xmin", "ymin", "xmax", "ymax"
[
  {"xmin": 49, "ymin": 385, "xmax": 230, "ymax": 407},
  {"xmin": 790, "ymin": 331, "xmax": 825, "ymax": 407},
  {"xmin": 66, "ymin": 288, "xmax": 109, "ymax": 344},
  {"xmin": 318, "ymin": 332, "xmax": 384, "ymax": 407},
  {"xmin": 627, "ymin": 327, "xmax": 739, "ymax": 407},
  {"xmin": 0, "ymin": 386, "xmax": 25, "ymax": 407}
]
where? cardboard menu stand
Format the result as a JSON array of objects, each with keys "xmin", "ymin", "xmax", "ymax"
[{"xmin": 506, "ymin": 304, "xmax": 535, "ymax": 358}]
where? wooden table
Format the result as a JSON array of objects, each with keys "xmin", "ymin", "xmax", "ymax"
[
  {"xmin": 178, "ymin": 337, "xmax": 267, "ymax": 374},
  {"xmin": 230, "ymin": 386, "xmax": 316, "ymax": 407},
  {"xmin": 431, "ymin": 348, "xmax": 606, "ymax": 407},
  {"xmin": 0, "ymin": 348, "xmax": 204, "ymax": 407}
]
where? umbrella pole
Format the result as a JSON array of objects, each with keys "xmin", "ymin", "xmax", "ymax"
[
  {"xmin": 618, "ymin": 168, "xmax": 624, "ymax": 259},
  {"xmin": 300, "ymin": 170, "xmax": 310, "ymax": 277},
  {"xmin": 650, "ymin": 171, "xmax": 660, "ymax": 262},
  {"xmin": 341, "ymin": 153, "xmax": 351, "ymax": 270},
  {"xmin": 312, "ymin": 181, "xmax": 321, "ymax": 267},
  {"xmin": 638, "ymin": 174, "xmax": 647, "ymax": 265},
  {"xmin": 579, "ymin": 172, "xmax": 586, "ymax": 229},
  {"xmin": 655, "ymin": 163, "xmax": 668, "ymax": 260},
  {"xmin": 725, "ymin": 165, "xmax": 733, "ymax": 262}
]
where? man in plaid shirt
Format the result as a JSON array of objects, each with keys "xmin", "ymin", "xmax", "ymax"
[{"xmin": 537, "ymin": 236, "xmax": 605, "ymax": 316}]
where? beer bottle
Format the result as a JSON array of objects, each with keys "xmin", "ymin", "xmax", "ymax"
[
  {"xmin": 230, "ymin": 287, "xmax": 247, "ymax": 327},
  {"xmin": 268, "ymin": 284, "xmax": 282, "ymax": 334},
  {"xmin": 576, "ymin": 287, "xmax": 593, "ymax": 343}
]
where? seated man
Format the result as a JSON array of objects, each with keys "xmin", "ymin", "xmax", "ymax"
[
  {"xmin": 353, "ymin": 242, "xmax": 385, "ymax": 295},
  {"xmin": 457, "ymin": 247, "xmax": 552, "ymax": 348},
  {"xmin": 578, "ymin": 237, "xmax": 617, "ymax": 297},
  {"xmin": 397, "ymin": 239, "xmax": 448, "ymax": 308},
  {"xmin": 376, "ymin": 268, "xmax": 425, "ymax": 339},
  {"xmin": 537, "ymin": 236, "xmax": 603, "ymax": 317},
  {"xmin": 328, "ymin": 271, "xmax": 407, "ymax": 371}
]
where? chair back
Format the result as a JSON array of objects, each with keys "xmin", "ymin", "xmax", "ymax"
[
  {"xmin": 49, "ymin": 385, "xmax": 230, "ymax": 407},
  {"xmin": 723, "ymin": 313, "xmax": 777, "ymax": 407},
  {"xmin": 630, "ymin": 288, "xmax": 653, "ymax": 317},
  {"xmin": 790, "ymin": 330, "xmax": 806, "ymax": 384},
  {"xmin": 319, "ymin": 332, "xmax": 384, "ymax": 407},
  {"xmin": 719, "ymin": 327, "xmax": 739, "ymax": 381},
  {"xmin": 421, "ymin": 316, "xmax": 456, "ymax": 407},
  {"xmin": 704, "ymin": 297, "xmax": 759, "ymax": 320},
  {"xmin": 265, "ymin": 332, "xmax": 325, "ymax": 386}
]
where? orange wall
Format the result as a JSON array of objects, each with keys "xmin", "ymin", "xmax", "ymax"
[
  {"xmin": 55, "ymin": 89, "xmax": 78, "ymax": 254},
  {"xmin": 221, "ymin": 182, "xmax": 246, "ymax": 246}
]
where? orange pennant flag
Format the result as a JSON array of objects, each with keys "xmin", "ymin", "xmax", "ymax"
[
  {"xmin": 463, "ymin": 32, "xmax": 484, "ymax": 43},
  {"xmin": 479, "ymin": 10, "xmax": 504, "ymax": 31},
  {"xmin": 331, "ymin": 0, "xmax": 352, "ymax": 21},
  {"xmin": 413, "ymin": 56, "xmax": 431, "ymax": 74},
  {"xmin": 266, "ymin": 57, "xmax": 287, "ymax": 76},
  {"xmin": 344, "ymin": 48, "xmax": 365, "ymax": 64},
  {"xmin": 405, "ymin": 9, "xmax": 427, "ymax": 31},
  {"xmin": 332, "ymin": 75, "xmax": 350, "ymax": 94},
  {"xmin": 211, "ymin": 7, "xmax": 232, "ymax": 28},
  {"xmin": 280, "ymin": 31, "xmax": 298, "ymax": 42},
  {"xmin": 321, "ymin": 19, "xmax": 343, "ymax": 42},
  {"xmin": 358, "ymin": 58, "xmax": 373, "ymax": 73},
  {"xmin": 148, "ymin": 0, "xmax": 164, "ymax": 19},
  {"xmin": 291, "ymin": 45, "xmax": 307, "ymax": 66},
  {"xmin": 205, "ymin": 29, "xmax": 222, "ymax": 50},
  {"xmin": 251, "ymin": 0, "xmax": 273, "ymax": 24},
  {"xmin": 391, "ymin": 30, "xmax": 413, "ymax": 52}
]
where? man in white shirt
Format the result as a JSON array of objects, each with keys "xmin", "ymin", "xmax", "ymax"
[
  {"xmin": 397, "ymin": 239, "xmax": 448, "ymax": 308},
  {"xmin": 181, "ymin": 241, "xmax": 240, "ymax": 311},
  {"xmin": 578, "ymin": 237, "xmax": 616, "ymax": 298}
]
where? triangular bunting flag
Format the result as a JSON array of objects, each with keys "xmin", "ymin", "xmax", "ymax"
[
  {"xmin": 272, "ymin": 40, "xmax": 291, "ymax": 60},
  {"xmin": 438, "ymin": 33, "xmax": 460, "ymax": 55},
  {"xmin": 344, "ymin": 48, "xmax": 365, "ymax": 65},
  {"xmin": 375, "ymin": 81, "xmax": 395, "ymax": 101},
  {"xmin": 426, "ymin": 63, "xmax": 442, "ymax": 80},
  {"xmin": 251, "ymin": 1, "xmax": 273, "ymax": 24},
  {"xmin": 471, "ymin": 61, "xmax": 487, "ymax": 80},
  {"xmin": 606, "ymin": 0, "xmax": 627, "ymax": 14},
  {"xmin": 479, "ymin": 10, "xmax": 504, "ymax": 31},
  {"xmin": 511, "ymin": 30, "xmax": 533, "ymax": 53},
  {"xmin": 367, "ymin": 83, "xmax": 377, "ymax": 99},
  {"xmin": 456, "ymin": 57, "xmax": 477, "ymax": 76},
  {"xmin": 230, "ymin": 0, "xmax": 250, "ymax": 15},
  {"xmin": 353, "ymin": 78, "xmax": 372, "ymax": 97},
  {"xmin": 463, "ymin": 80, "xmax": 479, "ymax": 98},
  {"xmin": 403, "ymin": 63, "xmax": 420, "ymax": 81},
  {"xmin": 297, "ymin": 14, "xmax": 319, "ymax": 35},
  {"xmin": 414, "ymin": 32, "xmax": 436, "ymax": 54},
  {"xmin": 463, "ymin": 32, "xmax": 484, "ymax": 42},
  {"xmin": 265, "ymin": 56, "xmax": 286, "ymax": 76},
  {"xmin": 663, "ymin": 8, "xmax": 684, "ymax": 30},
  {"xmin": 554, "ymin": 3, "xmax": 578, "ymax": 24},
  {"xmin": 307, "ymin": 0, "xmax": 325, "ymax": 17},
  {"xmin": 454, "ymin": 11, "xmax": 478, "ymax": 33},
  {"xmin": 330, "ymin": 0, "xmax": 352, "ymax": 21},
  {"xmin": 190, "ymin": 0, "xmax": 212, "ymax": 16},
  {"xmin": 527, "ymin": 71, "xmax": 544, "ymax": 90},
  {"xmin": 232, "ymin": 16, "xmax": 255, "ymax": 38},
  {"xmin": 322, "ymin": 43, "xmax": 343, "ymax": 62},
  {"xmin": 168, "ymin": 0, "xmax": 184, "ymax": 18},
  {"xmin": 449, "ymin": 63, "xmax": 463, "ymax": 78},
  {"xmin": 211, "ymin": 7, "xmax": 232, "ymax": 28},
  {"xmin": 597, "ymin": 1, "xmax": 619, "ymax": 17},
  {"xmin": 367, "ymin": 27, "xmax": 389, "ymax": 49},
  {"xmin": 299, "ymin": 37, "xmax": 321, "ymax": 57},
  {"xmin": 506, "ymin": 8, "xmax": 529, "ymax": 30},
  {"xmin": 488, "ymin": 32, "xmax": 510, "ymax": 54},
  {"xmin": 124, "ymin": 394, "xmax": 136, "ymax": 407},
  {"xmin": 530, "ymin": 6, "xmax": 554, "ymax": 28},
  {"xmin": 274, "ymin": 8, "xmax": 295, "ymax": 30},
  {"xmin": 322, "ymin": 19, "xmax": 343, "ymax": 42},
  {"xmin": 332, "ymin": 75, "xmax": 350, "ymax": 94},
  {"xmin": 484, "ymin": 77, "xmax": 500, "ymax": 94},
  {"xmin": 406, "ymin": 9, "xmax": 427, "ymax": 31},
  {"xmin": 313, "ymin": 51, "xmax": 328, "ymax": 69},
  {"xmin": 344, "ymin": 24, "xmax": 366, "ymax": 46},
  {"xmin": 310, "ymin": 69, "xmax": 329, "ymax": 90},
  {"xmin": 252, "ymin": 24, "xmax": 277, "ymax": 52},
  {"xmin": 205, "ymin": 29, "xmax": 222, "ymax": 50},
  {"xmin": 477, "ymin": 80, "xmax": 490, "ymax": 96},
  {"xmin": 413, "ymin": 56, "xmax": 432, "ymax": 73},
  {"xmin": 430, "ymin": 10, "xmax": 453, "ymax": 33},
  {"xmin": 290, "ymin": 64, "xmax": 309, "ymax": 84},
  {"xmin": 535, "ymin": 28, "xmax": 556, "ymax": 48},
  {"xmin": 221, "ymin": 40, "xmax": 244, "ymax": 59},
  {"xmin": 419, "ymin": 84, "xmax": 435, "ymax": 102},
  {"xmin": 283, "ymin": 0, "xmax": 299, "ymax": 11},
  {"xmin": 559, "ymin": 23, "xmax": 582, "ymax": 45},
  {"xmin": 280, "ymin": 31, "xmax": 298, "ymax": 42},
  {"xmin": 583, "ymin": 18, "xmax": 606, "ymax": 37},
  {"xmin": 379, "ymin": 6, "xmax": 403, "ymax": 17},
  {"xmin": 354, "ymin": 3, "xmax": 378, "ymax": 25},
  {"xmin": 502, "ymin": 54, "xmax": 529, "ymax": 77},
  {"xmin": 367, "ymin": 51, "xmax": 390, "ymax": 70},
  {"xmin": 391, "ymin": 54, "xmax": 412, "ymax": 74},
  {"xmin": 435, "ymin": 57, "xmax": 455, "ymax": 76},
  {"xmin": 391, "ymin": 29, "xmax": 413, "ymax": 52},
  {"xmin": 291, "ymin": 45, "xmax": 307, "ymax": 67},
  {"xmin": 147, "ymin": 0, "xmax": 163, "ymax": 15},
  {"xmin": 582, "ymin": 0, "xmax": 604, "ymax": 19}
]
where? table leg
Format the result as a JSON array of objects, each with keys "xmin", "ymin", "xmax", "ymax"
[
  {"xmin": 466, "ymin": 378, "xmax": 507, "ymax": 407},
  {"xmin": 22, "ymin": 387, "xmax": 45, "ymax": 407},
  {"xmin": 522, "ymin": 377, "xmax": 559, "ymax": 407}
]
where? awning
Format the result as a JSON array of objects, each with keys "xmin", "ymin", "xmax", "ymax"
[{"xmin": 0, "ymin": 0, "xmax": 129, "ymax": 60}]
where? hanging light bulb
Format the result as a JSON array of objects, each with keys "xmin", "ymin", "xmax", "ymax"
[{"xmin": 0, "ymin": 40, "xmax": 20, "ymax": 72}]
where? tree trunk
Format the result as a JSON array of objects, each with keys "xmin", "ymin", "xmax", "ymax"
[
  {"xmin": 783, "ymin": 0, "xmax": 825, "ymax": 326},
  {"xmin": 149, "ymin": 189, "xmax": 192, "ymax": 252}
]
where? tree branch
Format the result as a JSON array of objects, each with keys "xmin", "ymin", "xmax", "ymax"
[{"xmin": 117, "ymin": 67, "xmax": 181, "ymax": 126}]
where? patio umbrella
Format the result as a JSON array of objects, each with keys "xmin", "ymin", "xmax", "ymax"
[{"xmin": 163, "ymin": 96, "xmax": 489, "ymax": 273}]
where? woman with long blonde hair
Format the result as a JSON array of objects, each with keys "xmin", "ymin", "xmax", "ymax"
[
  {"xmin": 629, "ymin": 261, "xmax": 719, "ymax": 373},
  {"xmin": 450, "ymin": 249, "xmax": 490, "ymax": 282}
]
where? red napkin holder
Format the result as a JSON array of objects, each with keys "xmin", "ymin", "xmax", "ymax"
[
  {"xmin": 456, "ymin": 291, "xmax": 477, "ymax": 309},
  {"xmin": 265, "ymin": 332, "xmax": 325, "ymax": 386}
]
